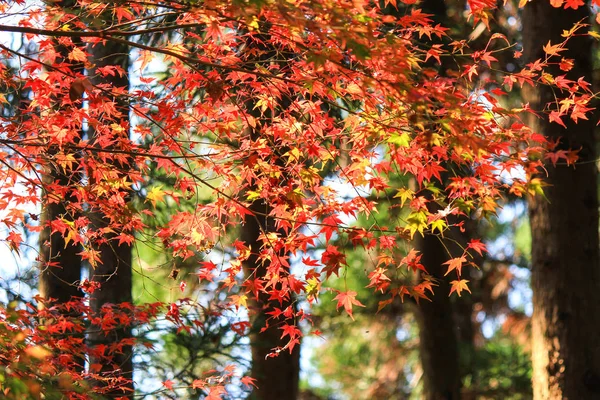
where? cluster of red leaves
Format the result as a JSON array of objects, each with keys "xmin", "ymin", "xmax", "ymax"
[
  {"xmin": 0, "ymin": 297, "xmax": 242, "ymax": 398},
  {"xmin": 1, "ymin": 298, "xmax": 139, "ymax": 398},
  {"xmin": 0, "ymin": 0, "xmax": 597, "ymax": 396}
]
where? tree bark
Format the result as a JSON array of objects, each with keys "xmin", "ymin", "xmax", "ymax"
[
  {"xmin": 523, "ymin": 2, "xmax": 600, "ymax": 399},
  {"xmin": 238, "ymin": 24, "xmax": 301, "ymax": 400},
  {"xmin": 38, "ymin": 0, "xmax": 83, "ymax": 308},
  {"xmin": 87, "ymin": 33, "xmax": 133, "ymax": 398},
  {"xmin": 38, "ymin": 0, "xmax": 84, "ymax": 375},
  {"xmin": 411, "ymin": 0, "xmax": 470, "ymax": 397},
  {"xmin": 242, "ymin": 200, "xmax": 301, "ymax": 400},
  {"xmin": 415, "ymin": 233, "xmax": 462, "ymax": 400},
  {"xmin": 39, "ymin": 170, "xmax": 83, "ymax": 304}
]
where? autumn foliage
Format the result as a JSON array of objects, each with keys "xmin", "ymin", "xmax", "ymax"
[{"xmin": 0, "ymin": 0, "xmax": 596, "ymax": 397}]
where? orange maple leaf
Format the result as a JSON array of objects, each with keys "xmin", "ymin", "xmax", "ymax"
[
  {"xmin": 450, "ymin": 280, "xmax": 471, "ymax": 297},
  {"xmin": 443, "ymin": 256, "xmax": 467, "ymax": 276},
  {"xmin": 542, "ymin": 41, "xmax": 566, "ymax": 57},
  {"xmin": 333, "ymin": 290, "xmax": 365, "ymax": 320}
]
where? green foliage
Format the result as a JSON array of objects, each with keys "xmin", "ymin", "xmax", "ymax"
[
  {"xmin": 464, "ymin": 335, "xmax": 532, "ymax": 399},
  {"xmin": 513, "ymin": 218, "xmax": 532, "ymax": 263}
]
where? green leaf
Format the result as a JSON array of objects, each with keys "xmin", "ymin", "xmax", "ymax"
[{"xmin": 388, "ymin": 132, "xmax": 411, "ymax": 147}]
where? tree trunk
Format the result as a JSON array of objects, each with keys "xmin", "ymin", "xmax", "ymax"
[
  {"xmin": 242, "ymin": 201, "xmax": 301, "ymax": 400},
  {"xmin": 38, "ymin": 0, "xmax": 83, "ymax": 308},
  {"xmin": 523, "ymin": 2, "xmax": 600, "ymax": 399},
  {"xmin": 87, "ymin": 33, "xmax": 133, "ymax": 398},
  {"xmin": 415, "ymin": 233, "xmax": 462, "ymax": 400},
  {"xmin": 39, "ymin": 168, "xmax": 83, "ymax": 304},
  {"xmin": 412, "ymin": 0, "xmax": 469, "ymax": 397},
  {"xmin": 38, "ymin": 0, "xmax": 84, "ymax": 374},
  {"xmin": 239, "ymin": 24, "xmax": 301, "ymax": 400}
]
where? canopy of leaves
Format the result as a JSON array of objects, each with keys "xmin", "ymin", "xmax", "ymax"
[{"xmin": 0, "ymin": 0, "xmax": 593, "ymax": 396}]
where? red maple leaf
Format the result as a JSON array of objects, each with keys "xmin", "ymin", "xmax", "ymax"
[{"xmin": 467, "ymin": 239, "xmax": 487, "ymax": 256}]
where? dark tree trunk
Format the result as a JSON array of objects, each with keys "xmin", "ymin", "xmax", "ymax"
[
  {"xmin": 242, "ymin": 201, "xmax": 301, "ymax": 400},
  {"xmin": 87, "ymin": 34, "xmax": 133, "ymax": 398},
  {"xmin": 238, "ymin": 24, "xmax": 301, "ymax": 400},
  {"xmin": 411, "ymin": 0, "xmax": 471, "ymax": 397},
  {"xmin": 38, "ymin": 0, "xmax": 84, "ymax": 374},
  {"xmin": 38, "ymin": 0, "xmax": 83, "ymax": 308},
  {"xmin": 415, "ymin": 233, "xmax": 462, "ymax": 400},
  {"xmin": 39, "ymin": 176, "xmax": 83, "ymax": 303},
  {"xmin": 523, "ymin": 2, "xmax": 600, "ymax": 399}
]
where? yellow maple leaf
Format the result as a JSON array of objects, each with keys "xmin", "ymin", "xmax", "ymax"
[
  {"xmin": 146, "ymin": 186, "xmax": 165, "ymax": 207},
  {"xmin": 394, "ymin": 188, "xmax": 414, "ymax": 208},
  {"xmin": 231, "ymin": 294, "xmax": 247, "ymax": 310}
]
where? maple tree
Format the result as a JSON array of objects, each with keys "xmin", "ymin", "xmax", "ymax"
[{"xmin": 0, "ymin": 0, "xmax": 598, "ymax": 398}]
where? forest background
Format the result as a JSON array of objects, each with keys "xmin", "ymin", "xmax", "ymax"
[{"xmin": 0, "ymin": 0, "xmax": 598, "ymax": 399}]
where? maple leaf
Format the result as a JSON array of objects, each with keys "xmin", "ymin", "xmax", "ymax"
[
  {"xmin": 571, "ymin": 102, "xmax": 593, "ymax": 123},
  {"xmin": 280, "ymin": 324, "xmax": 301, "ymax": 341},
  {"xmin": 412, "ymin": 280, "xmax": 436, "ymax": 303},
  {"xmin": 206, "ymin": 386, "xmax": 227, "ymax": 400},
  {"xmin": 462, "ymin": 64, "xmax": 479, "ymax": 82},
  {"xmin": 192, "ymin": 379, "xmax": 205, "ymax": 390},
  {"xmin": 479, "ymin": 51, "xmax": 498, "ymax": 67},
  {"xmin": 425, "ymin": 44, "xmax": 443, "ymax": 64},
  {"xmin": 333, "ymin": 290, "xmax": 365, "ymax": 320},
  {"xmin": 241, "ymin": 376, "xmax": 258, "ymax": 389},
  {"xmin": 377, "ymin": 298, "xmax": 394, "ymax": 313},
  {"xmin": 394, "ymin": 188, "xmax": 414, "ymax": 207},
  {"xmin": 306, "ymin": 277, "xmax": 321, "ymax": 303},
  {"xmin": 302, "ymin": 257, "xmax": 320, "ymax": 267},
  {"xmin": 443, "ymin": 256, "xmax": 467, "ymax": 276},
  {"xmin": 146, "ymin": 186, "xmax": 165, "ymax": 207},
  {"xmin": 564, "ymin": 0, "xmax": 584, "ymax": 8},
  {"xmin": 68, "ymin": 47, "xmax": 87, "ymax": 62},
  {"xmin": 113, "ymin": 6, "xmax": 134, "ymax": 22},
  {"xmin": 79, "ymin": 248, "xmax": 103, "ymax": 269},
  {"xmin": 564, "ymin": 150, "xmax": 579, "ymax": 166},
  {"xmin": 400, "ymin": 248, "xmax": 427, "ymax": 272},
  {"xmin": 321, "ymin": 245, "xmax": 346, "ymax": 278},
  {"xmin": 24, "ymin": 346, "xmax": 51, "ymax": 360},
  {"xmin": 467, "ymin": 239, "xmax": 487, "ymax": 256},
  {"xmin": 542, "ymin": 41, "xmax": 566, "ymax": 57},
  {"xmin": 559, "ymin": 58, "xmax": 574, "ymax": 72},
  {"xmin": 449, "ymin": 280, "xmax": 471, "ymax": 297},
  {"xmin": 379, "ymin": 235, "xmax": 396, "ymax": 249},
  {"xmin": 549, "ymin": 111, "xmax": 567, "ymax": 128},
  {"xmin": 430, "ymin": 219, "xmax": 447, "ymax": 235},
  {"xmin": 321, "ymin": 214, "xmax": 342, "ymax": 242},
  {"xmin": 6, "ymin": 230, "xmax": 22, "ymax": 255}
]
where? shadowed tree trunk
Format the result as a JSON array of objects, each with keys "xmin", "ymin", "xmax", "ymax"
[
  {"xmin": 415, "ymin": 232, "xmax": 462, "ymax": 400},
  {"xmin": 38, "ymin": 0, "xmax": 83, "ymax": 308},
  {"xmin": 523, "ymin": 2, "xmax": 600, "ymax": 399},
  {"xmin": 242, "ymin": 200, "xmax": 301, "ymax": 400},
  {"xmin": 86, "ymin": 24, "xmax": 133, "ymax": 398},
  {"xmin": 238, "ymin": 23, "xmax": 301, "ymax": 400},
  {"xmin": 38, "ymin": 0, "xmax": 84, "ymax": 375},
  {"xmin": 411, "ymin": 0, "xmax": 469, "ymax": 397},
  {"xmin": 39, "ymin": 182, "xmax": 83, "ymax": 304}
]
